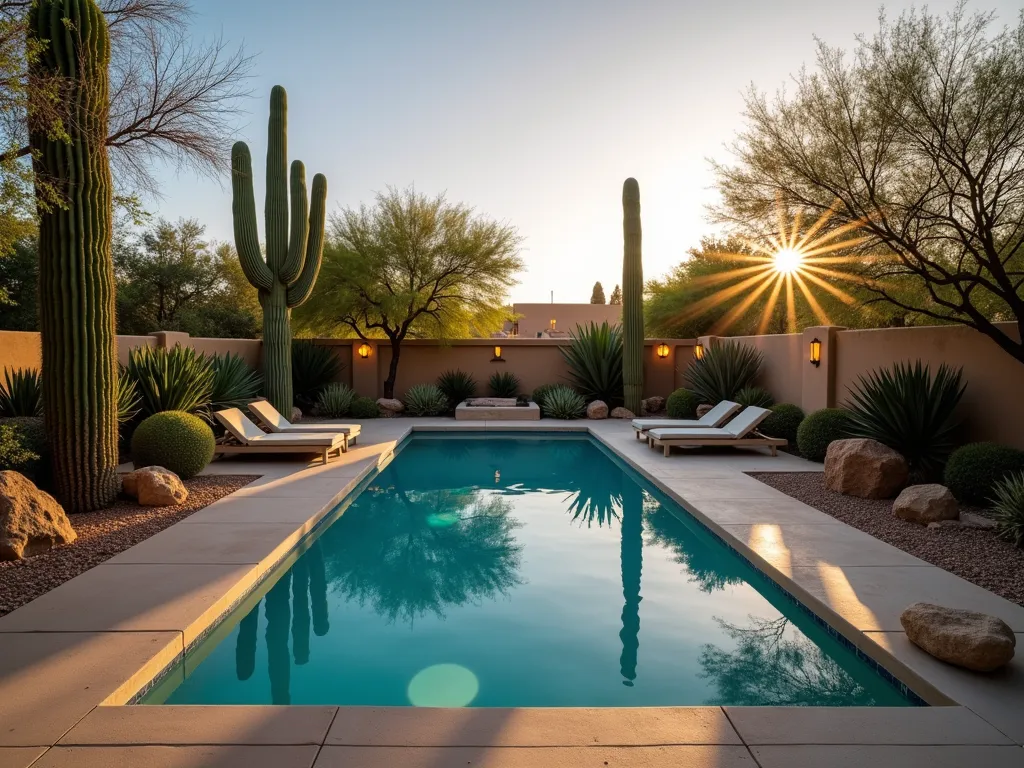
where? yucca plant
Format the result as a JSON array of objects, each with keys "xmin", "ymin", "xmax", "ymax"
[
  {"xmin": 990, "ymin": 471, "xmax": 1024, "ymax": 548},
  {"xmin": 0, "ymin": 367, "xmax": 43, "ymax": 417},
  {"xmin": 210, "ymin": 353, "xmax": 263, "ymax": 412},
  {"xmin": 117, "ymin": 368, "xmax": 141, "ymax": 426},
  {"xmin": 316, "ymin": 383, "xmax": 355, "ymax": 418},
  {"xmin": 126, "ymin": 345, "xmax": 215, "ymax": 419},
  {"xmin": 845, "ymin": 361, "xmax": 966, "ymax": 479},
  {"xmin": 292, "ymin": 340, "xmax": 342, "ymax": 410},
  {"xmin": 560, "ymin": 322, "xmax": 623, "ymax": 406},
  {"xmin": 532, "ymin": 383, "xmax": 558, "ymax": 407},
  {"xmin": 489, "ymin": 371, "xmax": 520, "ymax": 398},
  {"xmin": 542, "ymin": 385, "xmax": 586, "ymax": 420},
  {"xmin": 437, "ymin": 369, "xmax": 477, "ymax": 408},
  {"xmin": 403, "ymin": 384, "xmax": 448, "ymax": 416},
  {"xmin": 735, "ymin": 386, "xmax": 773, "ymax": 408},
  {"xmin": 684, "ymin": 341, "xmax": 763, "ymax": 405}
]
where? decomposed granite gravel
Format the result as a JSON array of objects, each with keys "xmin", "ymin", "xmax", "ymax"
[
  {"xmin": 751, "ymin": 472, "xmax": 1024, "ymax": 608},
  {"xmin": 0, "ymin": 474, "xmax": 258, "ymax": 617}
]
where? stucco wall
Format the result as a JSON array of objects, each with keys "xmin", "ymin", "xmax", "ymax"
[
  {"xmin": 726, "ymin": 332, "xmax": 804, "ymax": 406},
  {"xmin": 0, "ymin": 331, "xmax": 42, "ymax": 371}
]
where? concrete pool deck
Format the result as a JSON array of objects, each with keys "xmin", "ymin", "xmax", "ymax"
[{"xmin": 0, "ymin": 417, "xmax": 1022, "ymax": 767}]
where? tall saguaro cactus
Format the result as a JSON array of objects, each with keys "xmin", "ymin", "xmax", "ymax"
[
  {"xmin": 622, "ymin": 178, "xmax": 644, "ymax": 415},
  {"xmin": 232, "ymin": 86, "xmax": 327, "ymax": 415},
  {"xmin": 29, "ymin": 0, "xmax": 119, "ymax": 512}
]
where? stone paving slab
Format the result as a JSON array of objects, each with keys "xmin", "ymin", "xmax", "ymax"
[
  {"xmin": 325, "ymin": 707, "xmax": 741, "ymax": 746},
  {"xmin": 684, "ymin": 497, "xmax": 845, "ymax": 525},
  {"xmin": 0, "ymin": 749, "xmax": 46, "ymax": 768},
  {"xmin": 750, "ymin": 745, "xmax": 1024, "ymax": 768},
  {"xmin": 104, "ymin": 521, "xmax": 309, "ymax": 567},
  {"xmin": 179, "ymin": 495, "xmax": 345, "ymax": 525},
  {"xmin": 33, "ymin": 745, "xmax": 320, "ymax": 768}
]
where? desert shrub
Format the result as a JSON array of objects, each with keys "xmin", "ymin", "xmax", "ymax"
[
  {"xmin": 846, "ymin": 361, "xmax": 965, "ymax": 478},
  {"xmin": 131, "ymin": 411, "xmax": 215, "ymax": 479},
  {"xmin": 532, "ymin": 383, "xmax": 559, "ymax": 407},
  {"xmin": 990, "ymin": 471, "xmax": 1024, "ymax": 548},
  {"xmin": 666, "ymin": 388, "xmax": 699, "ymax": 419},
  {"xmin": 126, "ymin": 345, "xmax": 215, "ymax": 418},
  {"xmin": 797, "ymin": 408, "xmax": 853, "ymax": 462},
  {"xmin": 0, "ymin": 417, "xmax": 47, "ymax": 483},
  {"xmin": 735, "ymin": 386, "xmax": 773, "ymax": 408},
  {"xmin": 560, "ymin": 321, "xmax": 623, "ymax": 406},
  {"xmin": 349, "ymin": 396, "xmax": 380, "ymax": 419},
  {"xmin": 437, "ymin": 369, "xmax": 477, "ymax": 408},
  {"xmin": 210, "ymin": 353, "xmax": 262, "ymax": 412},
  {"xmin": 684, "ymin": 341, "xmax": 762, "ymax": 405},
  {"xmin": 292, "ymin": 340, "xmax": 342, "ymax": 409},
  {"xmin": 944, "ymin": 443, "xmax": 1024, "ymax": 506},
  {"xmin": 403, "ymin": 384, "xmax": 448, "ymax": 417},
  {"xmin": 0, "ymin": 367, "xmax": 42, "ymax": 417},
  {"xmin": 316, "ymin": 383, "xmax": 355, "ymax": 418},
  {"xmin": 489, "ymin": 371, "xmax": 520, "ymax": 397},
  {"xmin": 542, "ymin": 385, "xmax": 586, "ymax": 420},
  {"xmin": 761, "ymin": 404, "xmax": 805, "ymax": 446}
]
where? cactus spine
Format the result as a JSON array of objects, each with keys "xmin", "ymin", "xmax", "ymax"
[
  {"xmin": 621, "ymin": 178, "xmax": 644, "ymax": 415},
  {"xmin": 28, "ymin": 0, "xmax": 119, "ymax": 512},
  {"xmin": 232, "ymin": 86, "xmax": 327, "ymax": 416}
]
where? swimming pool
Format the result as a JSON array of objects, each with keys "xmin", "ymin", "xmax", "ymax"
[{"xmin": 143, "ymin": 434, "xmax": 915, "ymax": 707}]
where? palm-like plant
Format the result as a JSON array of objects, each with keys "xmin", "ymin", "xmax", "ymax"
[
  {"xmin": 437, "ymin": 369, "xmax": 477, "ymax": 408},
  {"xmin": 210, "ymin": 353, "xmax": 263, "ymax": 412},
  {"xmin": 0, "ymin": 367, "xmax": 42, "ymax": 417},
  {"xmin": 684, "ymin": 341, "xmax": 763, "ymax": 405},
  {"xmin": 292, "ymin": 341, "xmax": 343, "ymax": 410},
  {"xmin": 126, "ymin": 345, "xmax": 215, "ymax": 418},
  {"xmin": 560, "ymin": 322, "xmax": 623, "ymax": 406},
  {"xmin": 845, "ymin": 361, "xmax": 966, "ymax": 478},
  {"xmin": 489, "ymin": 371, "xmax": 520, "ymax": 398}
]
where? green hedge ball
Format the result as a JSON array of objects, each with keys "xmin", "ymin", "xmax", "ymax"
[{"xmin": 131, "ymin": 411, "xmax": 215, "ymax": 479}]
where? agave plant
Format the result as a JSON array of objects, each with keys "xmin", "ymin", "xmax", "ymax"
[
  {"xmin": 845, "ymin": 361, "xmax": 966, "ymax": 478},
  {"xmin": 126, "ymin": 345, "xmax": 215, "ymax": 418},
  {"xmin": 684, "ymin": 341, "xmax": 763, "ymax": 405},
  {"xmin": 292, "ymin": 340, "xmax": 343, "ymax": 410},
  {"xmin": 542, "ymin": 385, "xmax": 585, "ymax": 420},
  {"xmin": 0, "ymin": 367, "xmax": 42, "ymax": 417},
  {"xmin": 316, "ymin": 383, "xmax": 355, "ymax": 418},
  {"xmin": 117, "ymin": 368, "xmax": 142, "ymax": 426},
  {"xmin": 437, "ymin": 369, "xmax": 477, "ymax": 408},
  {"xmin": 403, "ymin": 384, "xmax": 448, "ymax": 417},
  {"xmin": 990, "ymin": 471, "xmax": 1024, "ymax": 548},
  {"xmin": 210, "ymin": 353, "xmax": 263, "ymax": 412},
  {"xmin": 734, "ymin": 386, "xmax": 773, "ymax": 408},
  {"xmin": 560, "ymin": 322, "xmax": 623, "ymax": 406},
  {"xmin": 489, "ymin": 371, "xmax": 520, "ymax": 398}
]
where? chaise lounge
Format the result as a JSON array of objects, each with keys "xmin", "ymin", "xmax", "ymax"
[
  {"xmin": 214, "ymin": 408, "xmax": 351, "ymax": 464},
  {"xmin": 631, "ymin": 400, "xmax": 742, "ymax": 439},
  {"xmin": 646, "ymin": 405, "xmax": 786, "ymax": 457},
  {"xmin": 249, "ymin": 400, "xmax": 360, "ymax": 444}
]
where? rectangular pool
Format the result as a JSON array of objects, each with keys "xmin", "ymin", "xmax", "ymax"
[{"xmin": 143, "ymin": 434, "xmax": 916, "ymax": 707}]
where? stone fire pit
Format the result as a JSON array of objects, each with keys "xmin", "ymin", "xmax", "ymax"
[{"xmin": 455, "ymin": 398, "xmax": 541, "ymax": 421}]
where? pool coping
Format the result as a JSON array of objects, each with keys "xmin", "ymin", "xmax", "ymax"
[{"xmin": 1, "ymin": 418, "xmax": 1022, "ymax": 768}]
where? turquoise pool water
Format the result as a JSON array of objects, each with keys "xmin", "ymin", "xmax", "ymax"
[{"xmin": 144, "ymin": 435, "xmax": 913, "ymax": 707}]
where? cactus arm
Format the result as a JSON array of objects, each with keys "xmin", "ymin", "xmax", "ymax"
[
  {"xmin": 280, "ymin": 159, "xmax": 309, "ymax": 285},
  {"xmin": 265, "ymin": 84, "xmax": 288, "ymax": 272},
  {"xmin": 287, "ymin": 172, "xmax": 327, "ymax": 308},
  {"xmin": 231, "ymin": 141, "xmax": 272, "ymax": 292}
]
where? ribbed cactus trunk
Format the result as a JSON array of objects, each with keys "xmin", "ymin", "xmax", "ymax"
[
  {"xmin": 622, "ymin": 178, "xmax": 644, "ymax": 415},
  {"xmin": 232, "ymin": 86, "xmax": 327, "ymax": 416},
  {"xmin": 29, "ymin": 0, "xmax": 119, "ymax": 512}
]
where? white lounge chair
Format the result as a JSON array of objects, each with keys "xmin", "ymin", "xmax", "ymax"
[
  {"xmin": 646, "ymin": 406, "xmax": 786, "ymax": 457},
  {"xmin": 214, "ymin": 408, "xmax": 350, "ymax": 463},
  {"xmin": 249, "ymin": 400, "xmax": 360, "ymax": 444},
  {"xmin": 631, "ymin": 400, "xmax": 742, "ymax": 439}
]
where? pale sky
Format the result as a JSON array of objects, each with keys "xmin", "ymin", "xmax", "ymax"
[{"xmin": 152, "ymin": 0, "xmax": 1019, "ymax": 303}]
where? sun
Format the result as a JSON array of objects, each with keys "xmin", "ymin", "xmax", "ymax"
[{"xmin": 773, "ymin": 247, "xmax": 804, "ymax": 274}]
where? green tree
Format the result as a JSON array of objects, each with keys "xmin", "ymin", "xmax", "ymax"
[
  {"xmin": 296, "ymin": 187, "xmax": 524, "ymax": 398},
  {"xmin": 714, "ymin": 4, "xmax": 1024, "ymax": 364},
  {"xmin": 0, "ymin": 238, "xmax": 37, "ymax": 330},
  {"xmin": 590, "ymin": 281, "xmax": 606, "ymax": 304},
  {"xmin": 609, "ymin": 284, "xmax": 622, "ymax": 305}
]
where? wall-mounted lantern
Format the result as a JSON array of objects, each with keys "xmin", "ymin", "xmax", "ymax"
[
  {"xmin": 656, "ymin": 343, "xmax": 670, "ymax": 359},
  {"xmin": 694, "ymin": 342, "xmax": 705, "ymax": 361},
  {"xmin": 357, "ymin": 343, "xmax": 371, "ymax": 359},
  {"xmin": 809, "ymin": 338, "xmax": 822, "ymax": 367},
  {"xmin": 550, "ymin": 318, "xmax": 556, "ymax": 330},
  {"xmin": 492, "ymin": 345, "xmax": 505, "ymax": 362}
]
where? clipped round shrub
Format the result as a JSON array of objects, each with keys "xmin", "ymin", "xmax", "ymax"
[
  {"xmin": 944, "ymin": 442, "xmax": 1024, "ymax": 505},
  {"xmin": 735, "ymin": 386, "xmax": 774, "ymax": 408},
  {"xmin": 131, "ymin": 411, "xmax": 215, "ymax": 479},
  {"xmin": 349, "ymin": 397, "xmax": 379, "ymax": 419},
  {"xmin": 403, "ymin": 384, "xmax": 448, "ymax": 417},
  {"xmin": 666, "ymin": 388, "xmax": 699, "ymax": 419},
  {"xmin": 316, "ymin": 383, "xmax": 354, "ymax": 418},
  {"xmin": 532, "ymin": 383, "xmax": 559, "ymax": 407},
  {"xmin": 761, "ymin": 404, "xmax": 805, "ymax": 447},
  {"xmin": 796, "ymin": 408, "xmax": 852, "ymax": 462},
  {"xmin": 542, "ymin": 385, "xmax": 586, "ymax": 420}
]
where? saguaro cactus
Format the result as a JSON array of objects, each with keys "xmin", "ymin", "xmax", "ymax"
[
  {"xmin": 232, "ymin": 86, "xmax": 327, "ymax": 415},
  {"xmin": 622, "ymin": 178, "xmax": 644, "ymax": 415},
  {"xmin": 29, "ymin": 0, "xmax": 119, "ymax": 512}
]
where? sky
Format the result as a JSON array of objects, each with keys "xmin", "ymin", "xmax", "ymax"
[{"xmin": 152, "ymin": 0, "xmax": 1020, "ymax": 303}]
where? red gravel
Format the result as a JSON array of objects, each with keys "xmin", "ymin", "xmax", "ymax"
[
  {"xmin": 0, "ymin": 474, "xmax": 258, "ymax": 617},
  {"xmin": 750, "ymin": 472, "xmax": 1024, "ymax": 608}
]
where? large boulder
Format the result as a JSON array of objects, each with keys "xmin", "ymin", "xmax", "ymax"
[
  {"xmin": 587, "ymin": 400, "xmax": 609, "ymax": 420},
  {"xmin": 123, "ymin": 466, "xmax": 188, "ymax": 507},
  {"xmin": 0, "ymin": 471, "xmax": 76, "ymax": 560},
  {"xmin": 824, "ymin": 438, "xmax": 909, "ymax": 499},
  {"xmin": 609, "ymin": 407, "xmax": 635, "ymax": 419},
  {"xmin": 893, "ymin": 484, "xmax": 958, "ymax": 524},
  {"xmin": 377, "ymin": 398, "xmax": 404, "ymax": 418},
  {"xmin": 641, "ymin": 396, "xmax": 665, "ymax": 415},
  {"xmin": 901, "ymin": 602, "xmax": 1016, "ymax": 672}
]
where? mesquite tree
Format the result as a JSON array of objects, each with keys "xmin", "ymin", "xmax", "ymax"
[
  {"xmin": 621, "ymin": 178, "xmax": 644, "ymax": 415},
  {"xmin": 232, "ymin": 86, "xmax": 326, "ymax": 415}
]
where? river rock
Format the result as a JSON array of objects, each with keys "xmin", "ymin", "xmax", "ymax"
[
  {"xmin": 609, "ymin": 407, "xmax": 635, "ymax": 419},
  {"xmin": 123, "ymin": 466, "xmax": 188, "ymax": 507},
  {"xmin": 587, "ymin": 400, "xmax": 609, "ymax": 419},
  {"xmin": 291, "ymin": 407, "xmax": 303, "ymax": 423},
  {"xmin": 0, "ymin": 471, "xmax": 77, "ymax": 560},
  {"xmin": 900, "ymin": 602, "xmax": 1016, "ymax": 672},
  {"xmin": 824, "ymin": 438, "xmax": 909, "ymax": 499},
  {"xmin": 377, "ymin": 398, "xmax": 404, "ymax": 418},
  {"xmin": 893, "ymin": 484, "xmax": 959, "ymax": 524}
]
